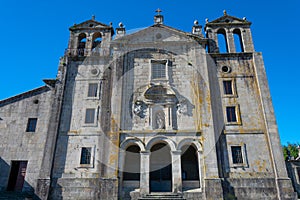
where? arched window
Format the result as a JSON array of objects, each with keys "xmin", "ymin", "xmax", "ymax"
[
  {"xmin": 217, "ymin": 29, "xmax": 228, "ymax": 53},
  {"xmin": 233, "ymin": 29, "xmax": 244, "ymax": 52},
  {"xmin": 123, "ymin": 145, "xmax": 141, "ymax": 180},
  {"xmin": 77, "ymin": 33, "xmax": 86, "ymax": 56},
  {"xmin": 92, "ymin": 32, "xmax": 102, "ymax": 50}
]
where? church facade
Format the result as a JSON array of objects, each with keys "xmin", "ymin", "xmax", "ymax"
[{"xmin": 0, "ymin": 11, "xmax": 297, "ymax": 199}]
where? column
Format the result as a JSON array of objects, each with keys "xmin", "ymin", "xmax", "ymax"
[
  {"xmin": 197, "ymin": 150, "xmax": 202, "ymax": 188},
  {"xmin": 165, "ymin": 106, "xmax": 172, "ymax": 130},
  {"xmin": 171, "ymin": 150, "xmax": 182, "ymax": 193},
  {"xmin": 140, "ymin": 151, "xmax": 150, "ymax": 195},
  {"xmin": 227, "ymin": 30, "xmax": 236, "ymax": 53}
]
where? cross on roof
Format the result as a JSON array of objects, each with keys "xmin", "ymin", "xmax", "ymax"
[{"xmin": 156, "ymin": 8, "xmax": 162, "ymax": 15}]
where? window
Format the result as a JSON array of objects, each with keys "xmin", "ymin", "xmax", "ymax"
[
  {"xmin": 217, "ymin": 29, "xmax": 228, "ymax": 53},
  {"xmin": 233, "ymin": 29, "xmax": 244, "ymax": 52},
  {"xmin": 226, "ymin": 106, "xmax": 237, "ymax": 123},
  {"xmin": 151, "ymin": 60, "xmax": 166, "ymax": 80},
  {"xmin": 297, "ymin": 167, "xmax": 300, "ymax": 182},
  {"xmin": 231, "ymin": 146, "xmax": 243, "ymax": 164},
  {"xmin": 26, "ymin": 118, "xmax": 37, "ymax": 132},
  {"xmin": 223, "ymin": 80, "xmax": 233, "ymax": 95},
  {"xmin": 85, "ymin": 108, "xmax": 95, "ymax": 124},
  {"xmin": 88, "ymin": 83, "xmax": 98, "ymax": 97},
  {"xmin": 80, "ymin": 147, "xmax": 92, "ymax": 164}
]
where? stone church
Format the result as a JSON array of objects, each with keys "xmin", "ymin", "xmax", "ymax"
[{"xmin": 0, "ymin": 10, "xmax": 298, "ymax": 199}]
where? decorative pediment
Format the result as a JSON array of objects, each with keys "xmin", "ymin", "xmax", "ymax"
[
  {"xmin": 207, "ymin": 13, "xmax": 251, "ymax": 26},
  {"xmin": 113, "ymin": 24, "xmax": 204, "ymax": 45},
  {"xmin": 69, "ymin": 18, "xmax": 111, "ymax": 31}
]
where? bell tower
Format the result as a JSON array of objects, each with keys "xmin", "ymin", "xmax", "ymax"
[
  {"xmin": 66, "ymin": 16, "xmax": 114, "ymax": 57},
  {"xmin": 205, "ymin": 10, "xmax": 254, "ymax": 53}
]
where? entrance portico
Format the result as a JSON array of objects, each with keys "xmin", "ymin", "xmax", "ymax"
[{"xmin": 120, "ymin": 136, "xmax": 202, "ymax": 198}]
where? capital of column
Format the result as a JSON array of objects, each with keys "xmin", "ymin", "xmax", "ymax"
[
  {"xmin": 171, "ymin": 150, "xmax": 182, "ymax": 155},
  {"xmin": 140, "ymin": 150, "xmax": 151, "ymax": 155}
]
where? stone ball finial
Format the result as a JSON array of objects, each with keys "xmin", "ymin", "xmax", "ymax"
[
  {"xmin": 205, "ymin": 18, "xmax": 209, "ymax": 24},
  {"xmin": 223, "ymin": 10, "xmax": 227, "ymax": 16},
  {"xmin": 194, "ymin": 20, "xmax": 199, "ymax": 26},
  {"xmin": 243, "ymin": 17, "xmax": 247, "ymax": 21},
  {"xmin": 119, "ymin": 22, "xmax": 124, "ymax": 28}
]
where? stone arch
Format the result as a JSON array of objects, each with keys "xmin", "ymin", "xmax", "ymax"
[
  {"xmin": 92, "ymin": 32, "xmax": 102, "ymax": 49},
  {"xmin": 146, "ymin": 136, "xmax": 176, "ymax": 151},
  {"xmin": 216, "ymin": 28, "xmax": 228, "ymax": 53},
  {"xmin": 177, "ymin": 138, "xmax": 202, "ymax": 152},
  {"xmin": 233, "ymin": 28, "xmax": 244, "ymax": 52},
  {"xmin": 120, "ymin": 138, "xmax": 146, "ymax": 151}
]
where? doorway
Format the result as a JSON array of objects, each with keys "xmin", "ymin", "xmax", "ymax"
[
  {"xmin": 150, "ymin": 143, "xmax": 172, "ymax": 192},
  {"xmin": 7, "ymin": 161, "xmax": 28, "ymax": 191}
]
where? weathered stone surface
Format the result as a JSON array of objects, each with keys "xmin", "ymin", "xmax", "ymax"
[{"xmin": 0, "ymin": 12, "xmax": 297, "ymax": 200}]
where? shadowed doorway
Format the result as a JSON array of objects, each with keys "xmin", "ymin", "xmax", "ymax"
[{"xmin": 150, "ymin": 143, "xmax": 172, "ymax": 192}]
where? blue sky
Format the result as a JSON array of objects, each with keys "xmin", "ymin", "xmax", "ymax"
[{"xmin": 0, "ymin": 0, "xmax": 299, "ymax": 144}]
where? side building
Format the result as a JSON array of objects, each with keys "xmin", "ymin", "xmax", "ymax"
[{"xmin": 0, "ymin": 11, "xmax": 297, "ymax": 200}]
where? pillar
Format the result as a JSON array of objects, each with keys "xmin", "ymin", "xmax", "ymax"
[
  {"xmin": 197, "ymin": 150, "xmax": 202, "ymax": 188},
  {"xmin": 140, "ymin": 151, "xmax": 150, "ymax": 195},
  {"xmin": 171, "ymin": 150, "xmax": 182, "ymax": 193},
  {"xmin": 227, "ymin": 30, "xmax": 236, "ymax": 53}
]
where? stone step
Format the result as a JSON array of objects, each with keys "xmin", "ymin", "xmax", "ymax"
[
  {"xmin": 0, "ymin": 192, "xmax": 33, "ymax": 200},
  {"xmin": 139, "ymin": 193, "xmax": 186, "ymax": 200}
]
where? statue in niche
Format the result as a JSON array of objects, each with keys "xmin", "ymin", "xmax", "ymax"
[
  {"xmin": 133, "ymin": 100, "xmax": 147, "ymax": 118},
  {"xmin": 155, "ymin": 110, "xmax": 165, "ymax": 129}
]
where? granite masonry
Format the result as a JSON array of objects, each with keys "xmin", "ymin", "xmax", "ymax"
[{"xmin": 0, "ymin": 11, "xmax": 298, "ymax": 200}]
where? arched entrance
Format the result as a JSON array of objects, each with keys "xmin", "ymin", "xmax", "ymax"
[
  {"xmin": 181, "ymin": 145, "xmax": 200, "ymax": 190},
  {"xmin": 150, "ymin": 143, "xmax": 172, "ymax": 192},
  {"xmin": 122, "ymin": 145, "xmax": 140, "ymax": 193}
]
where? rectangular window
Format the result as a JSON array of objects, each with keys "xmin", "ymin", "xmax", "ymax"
[
  {"xmin": 151, "ymin": 61, "xmax": 166, "ymax": 79},
  {"xmin": 88, "ymin": 83, "xmax": 98, "ymax": 97},
  {"xmin": 85, "ymin": 109, "xmax": 95, "ymax": 124},
  {"xmin": 223, "ymin": 80, "xmax": 233, "ymax": 95},
  {"xmin": 26, "ymin": 118, "xmax": 37, "ymax": 132},
  {"xmin": 231, "ymin": 146, "xmax": 243, "ymax": 164},
  {"xmin": 226, "ymin": 106, "xmax": 237, "ymax": 123},
  {"xmin": 80, "ymin": 147, "xmax": 92, "ymax": 164},
  {"xmin": 297, "ymin": 167, "xmax": 300, "ymax": 182}
]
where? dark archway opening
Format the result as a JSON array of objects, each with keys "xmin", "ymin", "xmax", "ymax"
[
  {"xmin": 150, "ymin": 143, "xmax": 172, "ymax": 192},
  {"xmin": 181, "ymin": 145, "xmax": 200, "ymax": 190},
  {"xmin": 123, "ymin": 145, "xmax": 141, "ymax": 181}
]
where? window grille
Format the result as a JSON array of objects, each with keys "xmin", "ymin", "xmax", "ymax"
[
  {"xmin": 85, "ymin": 109, "xmax": 95, "ymax": 124},
  {"xmin": 88, "ymin": 83, "xmax": 98, "ymax": 97},
  {"xmin": 151, "ymin": 62, "xmax": 166, "ymax": 79},
  {"xmin": 226, "ymin": 106, "xmax": 237, "ymax": 122},
  {"xmin": 231, "ymin": 146, "xmax": 243, "ymax": 164},
  {"xmin": 223, "ymin": 80, "xmax": 233, "ymax": 95},
  {"xmin": 80, "ymin": 147, "xmax": 92, "ymax": 164}
]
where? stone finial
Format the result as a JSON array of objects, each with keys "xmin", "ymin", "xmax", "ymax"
[
  {"xmin": 243, "ymin": 17, "xmax": 247, "ymax": 21},
  {"xmin": 223, "ymin": 10, "xmax": 227, "ymax": 16},
  {"xmin": 205, "ymin": 18, "xmax": 209, "ymax": 24},
  {"xmin": 116, "ymin": 22, "xmax": 126, "ymax": 37},
  {"xmin": 154, "ymin": 8, "xmax": 164, "ymax": 24},
  {"xmin": 92, "ymin": 15, "xmax": 95, "ymax": 20},
  {"xmin": 192, "ymin": 19, "xmax": 202, "ymax": 36}
]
